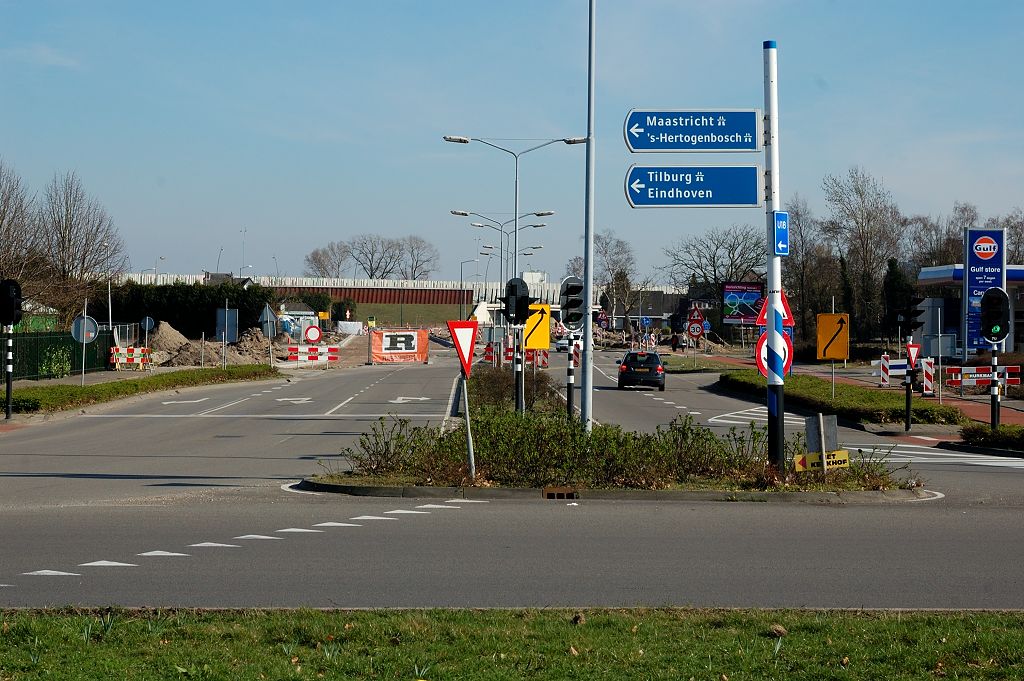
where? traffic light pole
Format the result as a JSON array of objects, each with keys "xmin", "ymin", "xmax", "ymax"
[
  {"xmin": 566, "ymin": 340, "xmax": 575, "ymax": 417},
  {"xmin": 991, "ymin": 343, "xmax": 1000, "ymax": 430},
  {"xmin": 5, "ymin": 324, "xmax": 12, "ymax": 420},
  {"xmin": 515, "ymin": 327, "xmax": 525, "ymax": 414}
]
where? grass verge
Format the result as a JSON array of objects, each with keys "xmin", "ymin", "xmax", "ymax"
[
  {"xmin": 11, "ymin": 365, "xmax": 280, "ymax": 413},
  {"xmin": 718, "ymin": 369, "xmax": 967, "ymax": 426},
  {"xmin": 1, "ymin": 608, "xmax": 1022, "ymax": 679},
  {"xmin": 662, "ymin": 353, "xmax": 748, "ymax": 373},
  {"xmin": 960, "ymin": 422, "xmax": 1024, "ymax": 452}
]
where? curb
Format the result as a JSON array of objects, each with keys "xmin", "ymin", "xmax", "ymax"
[
  {"xmin": 297, "ymin": 478, "xmax": 933, "ymax": 504},
  {"xmin": 935, "ymin": 441, "xmax": 1024, "ymax": 459}
]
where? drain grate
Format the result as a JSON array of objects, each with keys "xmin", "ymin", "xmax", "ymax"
[{"xmin": 543, "ymin": 486, "xmax": 578, "ymax": 500}]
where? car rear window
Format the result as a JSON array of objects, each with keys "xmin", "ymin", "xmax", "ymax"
[{"xmin": 625, "ymin": 352, "xmax": 661, "ymax": 366}]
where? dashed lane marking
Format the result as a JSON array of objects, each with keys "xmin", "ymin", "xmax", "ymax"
[
  {"xmin": 138, "ymin": 551, "xmax": 190, "ymax": 557},
  {"xmin": 313, "ymin": 522, "xmax": 362, "ymax": 527},
  {"xmin": 235, "ymin": 535, "xmax": 282, "ymax": 540},
  {"xmin": 22, "ymin": 570, "xmax": 80, "ymax": 576},
  {"xmin": 276, "ymin": 528, "xmax": 324, "ymax": 533},
  {"xmin": 446, "ymin": 499, "xmax": 488, "ymax": 503},
  {"xmin": 79, "ymin": 561, "xmax": 137, "ymax": 567},
  {"xmin": 385, "ymin": 510, "xmax": 430, "ymax": 514},
  {"xmin": 189, "ymin": 542, "xmax": 241, "ymax": 548},
  {"xmin": 349, "ymin": 515, "xmax": 396, "ymax": 520},
  {"xmin": 416, "ymin": 504, "xmax": 458, "ymax": 509}
]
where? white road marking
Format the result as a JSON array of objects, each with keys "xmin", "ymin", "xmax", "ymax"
[
  {"xmin": 189, "ymin": 542, "xmax": 241, "ymax": 548},
  {"xmin": 276, "ymin": 397, "xmax": 312, "ymax": 404},
  {"xmin": 313, "ymin": 522, "xmax": 362, "ymax": 527},
  {"xmin": 690, "ymin": 411, "xmax": 701, "ymax": 415},
  {"xmin": 161, "ymin": 398, "xmax": 209, "ymax": 405},
  {"xmin": 23, "ymin": 570, "xmax": 80, "ymax": 576},
  {"xmin": 389, "ymin": 396, "xmax": 431, "ymax": 404},
  {"xmin": 911, "ymin": 435, "xmax": 940, "ymax": 441},
  {"xmin": 447, "ymin": 499, "xmax": 488, "ymax": 503},
  {"xmin": 909, "ymin": 489, "xmax": 946, "ymax": 502},
  {"xmin": 416, "ymin": 504, "xmax": 458, "ymax": 509},
  {"xmin": 350, "ymin": 515, "xmax": 397, "ymax": 520},
  {"xmin": 137, "ymin": 551, "xmax": 190, "ymax": 557},
  {"xmin": 385, "ymin": 510, "xmax": 429, "ymax": 514},
  {"xmin": 79, "ymin": 561, "xmax": 137, "ymax": 567},
  {"xmin": 235, "ymin": 535, "xmax": 282, "ymax": 540},
  {"xmin": 197, "ymin": 398, "xmax": 250, "ymax": 415},
  {"xmin": 325, "ymin": 396, "xmax": 355, "ymax": 414},
  {"xmin": 442, "ymin": 374, "xmax": 460, "ymax": 429},
  {"xmin": 276, "ymin": 528, "xmax": 324, "ymax": 533},
  {"xmin": 708, "ymin": 406, "xmax": 802, "ymax": 426},
  {"xmin": 86, "ymin": 413, "xmax": 449, "ymax": 419},
  {"xmin": 281, "ymin": 482, "xmax": 319, "ymax": 495}
]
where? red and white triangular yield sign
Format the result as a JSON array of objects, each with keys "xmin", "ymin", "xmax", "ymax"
[
  {"xmin": 906, "ymin": 343, "xmax": 921, "ymax": 367},
  {"xmin": 687, "ymin": 307, "xmax": 705, "ymax": 323},
  {"xmin": 755, "ymin": 291, "xmax": 795, "ymax": 327},
  {"xmin": 447, "ymin": 320, "xmax": 479, "ymax": 377}
]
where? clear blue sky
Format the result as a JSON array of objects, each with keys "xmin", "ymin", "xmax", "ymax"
[{"xmin": 2, "ymin": 1, "xmax": 1022, "ymax": 282}]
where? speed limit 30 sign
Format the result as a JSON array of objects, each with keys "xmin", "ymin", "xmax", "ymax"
[{"xmin": 686, "ymin": 321, "xmax": 704, "ymax": 339}]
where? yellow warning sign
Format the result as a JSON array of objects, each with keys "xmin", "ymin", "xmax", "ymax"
[
  {"xmin": 793, "ymin": 450, "xmax": 850, "ymax": 473},
  {"xmin": 524, "ymin": 303, "xmax": 551, "ymax": 350},
  {"xmin": 816, "ymin": 313, "xmax": 850, "ymax": 360}
]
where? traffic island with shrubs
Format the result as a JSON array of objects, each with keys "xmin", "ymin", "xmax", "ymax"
[{"xmin": 315, "ymin": 367, "xmax": 913, "ymax": 492}]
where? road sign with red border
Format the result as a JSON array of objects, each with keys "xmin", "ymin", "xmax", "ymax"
[
  {"xmin": 755, "ymin": 331, "xmax": 794, "ymax": 378},
  {"xmin": 688, "ymin": 307, "xmax": 705, "ymax": 323},
  {"xmin": 686, "ymin": 321, "xmax": 704, "ymax": 339},
  {"xmin": 304, "ymin": 325, "xmax": 322, "ymax": 343},
  {"xmin": 447, "ymin": 320, "xmax": 479, "ymax": 377},
  {"xmin": 906, "ymin": 343, "xmax": 921, "ymax": 367},
  {"xmin": 755, "ymin": 293, "xmax": 795, "ymax": 327}
]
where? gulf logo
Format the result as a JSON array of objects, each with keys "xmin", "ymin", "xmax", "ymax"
[{"xmin": 974, "ymin": 236, "xmax": 999, "ymax": 260}]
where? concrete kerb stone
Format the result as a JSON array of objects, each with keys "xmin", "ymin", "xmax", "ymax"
[{"xmin": 298, "ymin": 478, "xmax": 932, "ymax": 504}]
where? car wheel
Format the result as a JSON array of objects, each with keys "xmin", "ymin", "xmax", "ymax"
[{"xmin": 658, "ymin": 384, "xmax": 665, "ymax": 392}]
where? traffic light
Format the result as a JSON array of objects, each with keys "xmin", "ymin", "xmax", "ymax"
[
  {"xmin": 899, "ymin": 296, "xmax": 925, "ymax": 337},
  {"xmin": 503, "ymin": 277, "xmax": 535, "ymax": 324},
  {"xmin": 0, "ymin": 279, "xmax": 22, "ymax": 326},
  {"xmin": 980, "ymin": 287, "xmax": 1010, "ymax": 344},
  {"xmin": 559, "ymin": 276, "xmax": 585, "ymax": 330}
]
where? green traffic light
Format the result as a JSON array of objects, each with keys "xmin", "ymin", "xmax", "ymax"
[{"xmin": 993, "ymin": 325, "xmax": 1002, "ymax": 333}]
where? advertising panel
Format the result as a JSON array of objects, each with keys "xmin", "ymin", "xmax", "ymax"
[
  {"xmin": 721, "ymin": 282, "xmax": 763, "ymax": 325},
  {"xmin": 963, "ymin": 227, "xmax": 1006, "ymax": 355},
  {"xmin": 369, "ymin": 329, "xmax": 430, "ymax": 364}
]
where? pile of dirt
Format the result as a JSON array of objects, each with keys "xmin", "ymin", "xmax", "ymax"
[
  {"xmin": 236, "ymin": 328, "xmax": 271, "ymax": 358},
  {"xmin": 170, "ymin": 339, "xmax": 252, "ymax": 367},
  {"xmin": 149, "ymin": 321, "xmax": 190, "ymax": 353}
]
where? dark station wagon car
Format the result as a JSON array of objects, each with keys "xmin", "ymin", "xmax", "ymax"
[{"xmin": 616, "ymin": 351, "xmax": 666, "ymax": 391}]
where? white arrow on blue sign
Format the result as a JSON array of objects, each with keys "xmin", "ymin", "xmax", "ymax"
[
  {"xmin": 624, "ymin": 109, "xmax": 762, "ymax": 153},
  {"xmin": 773, "ymin": 210, "xmax": 790, "ymax": 257},
  {"xmin": 625, "ymin": 165, "xmax": 763, "ymax": 208}
]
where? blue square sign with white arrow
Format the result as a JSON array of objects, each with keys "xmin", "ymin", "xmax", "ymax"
[{"xmin": 773, "ymin": 210, "xmax": 790, "ymax": 257}]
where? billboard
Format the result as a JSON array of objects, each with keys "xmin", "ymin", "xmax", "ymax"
[
  {"xmin": 369, "ymin": 329, "xmax": 430, "ymax": 364},
  {"xmin": 963, "ymin": 227, "xmax": 1006, "ymax": 354},
  {"xmin": 721, "ymin": 282, "xmax": 763, "ymax": 325}
]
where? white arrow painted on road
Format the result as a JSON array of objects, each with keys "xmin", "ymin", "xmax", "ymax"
[
  {"xmin": 276, "ymin": 397, "xmax": 313, "ymax": 404},
  {"xmin": 388, "ymin": 396, "xmax": 431, "ymax": 404},
  {"xmin": 161, "ymin": 397, "xmax": 210, "ymax": 405},
  {"xmin": 629, "ymin": 122, "xmax": 644, "ymax": 138},
  {"xmin": 630, "ymin": 178, "xmax": 645, "ymax": 193}
]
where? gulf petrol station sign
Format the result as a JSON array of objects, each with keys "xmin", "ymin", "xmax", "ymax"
[{"xmin": 963, "ymin": 227, "xmax": 1006, "ymax": 354}]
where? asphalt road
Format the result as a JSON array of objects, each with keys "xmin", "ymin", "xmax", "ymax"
[{"xmin": 2, "ymin": 350, "xmax": 1023, "ymax": 608}]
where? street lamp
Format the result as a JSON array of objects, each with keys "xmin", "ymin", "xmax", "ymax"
[
  {"xmin": 103, "ymin": 241, "xmax": 112, "ymax": 332},
  {"xmin": 272, "ymin": 255, "xmax": 280, "ymax": 277},
  {"xmin": 154, "ymin": 255, "xmax": 165, "ymax": 279},
  {"xmin": 239, "ymin": 264, "xmax": 253, "ymax": 279},
  {"xmin": 459, "ymin": 258, "xmax": 478, "ymax": 319},
  {"xmin": 454, "ymin": 210, "xmax": 550, "ymax": 285}
]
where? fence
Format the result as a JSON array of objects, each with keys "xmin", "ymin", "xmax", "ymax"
[{"xmin": 8, "ymin": 330, "xmax": 114, "ymax": 380}]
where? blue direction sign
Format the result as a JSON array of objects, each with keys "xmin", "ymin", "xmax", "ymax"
[
  {"xmin": 773, "ymin": 210, "xmax": 790, "ymax": 256},
  {"xmin": 624, "ymin": 109, "xmax": 762, "ymax": 153},
  {"xmin": 625, "ymin": 165, "xmax": 762, "ymax": 208}
]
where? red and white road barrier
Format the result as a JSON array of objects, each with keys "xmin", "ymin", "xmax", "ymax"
[
  {"xmin": 286, "ymin": 345, "xmax": 340, "ymax": 362},
  {"xmin": 945, "ymin": 365, "xmax": 1021, "ymax": 387},
  {"xmin": 484, "ymin": 342, "xmax": 494, "ymax": 365},
  {"xmin": 504, "ymin": 345, "xmax": 514, "ymax": 363},
  {"xmin": 573, "ymin": 342, "xmax": 581, "ymax": 369},
  {"xmin": 111, "ymin": 346, "xmax": 151, "ymax": 370},
  {"xmin": 921, "ymin": 357, "xmax": 934, "ymax": 396}
]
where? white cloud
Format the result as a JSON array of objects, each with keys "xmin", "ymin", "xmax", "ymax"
[{"xmin": 4, "ymin": 43, "xmax": 81, "ymax": 69}]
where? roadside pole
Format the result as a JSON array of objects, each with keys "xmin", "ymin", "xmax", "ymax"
[
  {"xmin": 5, "ymin": 324, "xmax": 12, "ymax": 419},
  {"xmin": 463, "ymin": 370, "xmax": 475, "ymax": 481},
  {"xmin": 763, "ymin": 41, "xmax": 786, "ymax": 472},
  {"xmin": 566, "ymin": 343, "xmax": 575, "ymax": 417},
  {"xmin": 904, "ymin": 355, "xmax": 913, "ymax": 432},
  {"xmin": 991, "ymin": 342, "xmax": 1000, "ymax": 429},
  {"xmin": 81, "ymin": 298, "xmax": 88, "ymax": 386}
]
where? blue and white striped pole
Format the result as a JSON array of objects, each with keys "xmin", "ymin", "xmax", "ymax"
[{"xmin": 763, "ymin": 40, "xmax": 785, "ymax": 472}]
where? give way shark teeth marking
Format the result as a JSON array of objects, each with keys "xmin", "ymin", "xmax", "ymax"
[
  {"xmin": 79, "ymin": 561, "xmax": 137, "ymax": 567},
  {"xmin": 138, "ymin": 551, "xmax": 190, "ymax": 557}
]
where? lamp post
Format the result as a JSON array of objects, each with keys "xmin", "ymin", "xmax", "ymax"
[
  {"xmin": 272, "ymin": 255, "xmax": 280, "ymax": 277},
  {"xmin": 103, "ymin": 241, "xmax": 112, "ymax": 332},
  {"xmin": 445, "ymin": 134, "xmax": 583, "ymax": 415},
  {"xmin": 459, "ymin": 258, "xmax": 478, "ymax": 319},
  {"xmin": 154, "ymin": 256, "xmax": 165, "ymax": 280},
  {"xmin": 452, "ymin": 210, "xmax": 550, "ymax": 286},
  {"xmin": 239, "ymin": 264, "xmax": 253, "ymax": 279}
]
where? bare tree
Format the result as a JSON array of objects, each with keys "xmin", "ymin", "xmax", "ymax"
[
  {"xmin": 397, "ymin": 235, "xmax": 439, "ymax": 280},
  {"xmin": 563, "ymin": 255, "xmax": 584, "ymax": 279},
  {"xmin": 663, "ymin": 223, "xmax": 764, "ymax": 292},
  {"xmin": 780, "ymin": 195, "xmax": 829, "ymax": 337},
  {"xmin": 303, "ymin": 240, "xmax": 352, "ymax": 278},
  {"xmin": 593, "ymin": 229, "xmax": 638, "ymax": 317},
  {"xmin": 821, "ymin": 167, "xmax": 904, "ymax": 340},
  {"xmin": 986, "ymin": 207, "xmax": 1024, "ymax": 264},
  {"xmin": 36, "ymin": 171, "xmax": 126, "ymax": 321},
  {"xmin": 0, "ymin": 160, "xmax": 45, "ymax": 290},
  {"xmin": 349, "ymin": 233, "xmax": 402, "ymax": 278}
]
